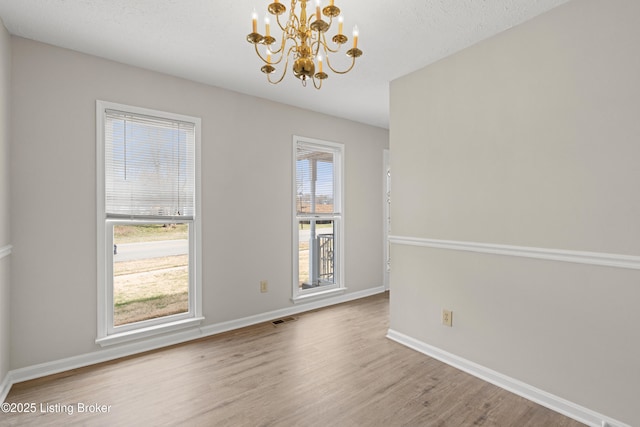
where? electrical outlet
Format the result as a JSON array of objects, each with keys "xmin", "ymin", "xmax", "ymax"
[
  {"xmin": 442, "ymin": 309, "xmax": 453, "ymax": 327},
  {"xmin": 260, "ymin": 280, "xmax": 268, "ymax": 293}
]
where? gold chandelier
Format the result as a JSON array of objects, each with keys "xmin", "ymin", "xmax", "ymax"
[{"xmin": 246, "ymin": 0, "xmax": 362, "ymax": 89}]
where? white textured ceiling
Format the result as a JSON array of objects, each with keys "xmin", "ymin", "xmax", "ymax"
[{"xmin": 0, "ymin": 0, "xmax": 570, "ymax": 129}]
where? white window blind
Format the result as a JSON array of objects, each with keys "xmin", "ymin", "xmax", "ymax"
[
  {"xmin": 104, "ymin": 109, "xmax": 195, "ymax": 219},
  {"xmin": 296, "ymin": 146, "xmax": 335, "ymax": 215}
]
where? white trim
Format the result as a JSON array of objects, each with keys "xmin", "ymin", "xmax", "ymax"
[
  {"xmin": 96, "ymin": 100, "xmax": 108, "ymax": 340},
  {"xmin": 292, "ymin": 136, "xmax": 345, "ymax": 301},
  {"xmin": 96, "ymin": 316, "xmax": 204, "ymax": 347},
  {"xmin": 382, "ymin": 149, "xmax": 390, "ymax": 290},
  {"xmin": 0, "ymin": 247, "xmax": 10, "ymax": 402},
  {"xmin": 0, "ymin": 244, "xmax": 11, "ymax": 260},
  {"xmin": 202, "ymin": 286, "xmax": 381, "ymax": 336},
  {"xmin": 388, "ymin": 235, "xmax": 640, "ymax": 270},
  {"xmin": 0, "ymin": 371, "xmax": 11, "ymax": 403},
  {"xmin": 291, "ymin": 287, "xmax": 345, "ymax": 304},
  {"xmin": 8, "ymin": 327, "xmax": 204, "ymax": 387},
  {"xmin": 386, "ymin": 329, "xmax": 630, "ymax": 427},
  {"xmin": 96, "ymin": 100, "xmax": 203, "ymax": 343},
  {"xmin": 1, "ymin": 286, "xmax": 385, "ymax": 402}
]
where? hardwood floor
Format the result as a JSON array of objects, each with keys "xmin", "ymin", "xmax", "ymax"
[{"xmin": 3, "ymin": 293, "xmax": 584, "ymax": 426}]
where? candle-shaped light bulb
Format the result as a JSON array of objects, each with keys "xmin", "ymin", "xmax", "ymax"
[
  {"xmin": 318, "ymin": 54, "xmax": 323, "ymax": 73},
  {"xmin": 352, "ymin": 25, "xmax": 359, "ymax": 48},
  {"xmin": 264, "ymin": 16, "xmax": 270, "ymax": 37},
  {"xmin": 338, "ymin": 15, "xmax": 343, "ymax": 35},
  {"xmin": 315, "ymin": 0, "xmax": 321, "ymax": 20},
  {"xmin": 266, "ymin": 47, "xmax": 271, "ymax": 63},
  {"xmin": 252, "ymin": 9, "xmax": 258, "ymax": 33}
]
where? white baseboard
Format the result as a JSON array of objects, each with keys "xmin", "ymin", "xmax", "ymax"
[
  {"xmin": 0, "ymin": 370, "xmax": 11, "ymax": 403},
  {"xmin": 386, "ymin": 329, "xmax": 630, "ymax": 427},
  {"xmin": 1, "ymin": 245, "xmax": 11, "ymax": 401},
  {"xmin": 199, "ymin": 286, "xmax": 384, "ymax": 337},
  {"xmin": 1, "ymin": 286, "xmax": 386, "ymax": 401}
]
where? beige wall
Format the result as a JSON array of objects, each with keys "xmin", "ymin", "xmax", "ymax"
[
  {"xmin": 0, "ymin": 19, "xmax": 11, "ymax": 390},
  {"xmin": 389, "ymin": 0, "xmax": 639, "ymax": 425},
  {"xmin": 9, "ymin": 37, "xmax": 388, "ymax": 368}
]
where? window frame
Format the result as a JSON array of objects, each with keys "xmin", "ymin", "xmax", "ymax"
[
  {"xmin": 292, "ymin": 135, "xmax": 345, "ymax": 303},
  {"xmin": 96, "ymin": 100, "xmax": 203, "ymax": 346}
]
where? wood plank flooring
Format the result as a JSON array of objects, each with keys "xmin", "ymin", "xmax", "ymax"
[{"xmin": 3, "ymin": 292, "xmax": 584, "ymax": 426}]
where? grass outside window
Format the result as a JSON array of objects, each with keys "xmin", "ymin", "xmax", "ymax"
[{"xmin": 113, "ymin": 224, "xmax": 189, "ymax": 326}]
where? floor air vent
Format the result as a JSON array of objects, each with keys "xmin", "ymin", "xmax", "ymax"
[{"xmin": 272, "ymin": 316, "xmax": 297, "ymax": 326}]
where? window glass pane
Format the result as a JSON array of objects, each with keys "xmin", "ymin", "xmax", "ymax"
[
  {"xmin": 296, "ymin": 148, "xmax": 334, "ymax": 214},
  {"xmin": 113, "ymin": 223, "xmax": 189, "ymax": 326},
  {"xmin": 298, "ymin": 219, "xmax": 335, "ymax": 289},
  {"xmin": 105, "ymin": 110, "xmax": 195, "ymax": 218}
]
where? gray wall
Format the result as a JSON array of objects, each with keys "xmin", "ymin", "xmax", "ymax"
[
  {"xmin": 0, "ymin": 18, "xmax": 10, "ymax": 390},
  {"xmin": 9, "ymin": 37, "xmax": 388, "ymax": 369},
  {"xmin": 389, "ymin": 0, "xmax": 639, "ymax": 425}
]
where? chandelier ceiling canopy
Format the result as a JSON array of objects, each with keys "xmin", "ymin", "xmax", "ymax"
[{"xmin": 246, "ymin": 0, "xmax": 362, "ymax": 89}]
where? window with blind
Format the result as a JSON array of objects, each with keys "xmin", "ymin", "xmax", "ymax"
[
  {"xmin": 104, "ymin": 110, "xmax": 195, "ymax": 219},
  {"xmin": 293, "ymin": 136, "xmax": 344, "ymax": 302},
  {"xmin": 96, "ymin": 101, "xmax": 202, "ymax": 346}
]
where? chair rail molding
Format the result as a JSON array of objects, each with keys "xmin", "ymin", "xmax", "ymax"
[{"xmin": 388, "ymin": 235, "xmax": 640, "ymax": 270}]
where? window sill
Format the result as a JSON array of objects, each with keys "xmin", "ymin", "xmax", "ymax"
[
  {"xmin": 96, "ymin": 316, "xmax": 205, "ymax": 347},
  {"xmin": 291, "ymin": 287, "xmax": 346, "ymax": 304}
]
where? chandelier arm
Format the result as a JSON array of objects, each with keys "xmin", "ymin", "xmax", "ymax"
[
  {"xmin": 274, "ymin": 10, "xmax": 297, "ymax": 39},
  {"xmin": 323, "ymin": 44, "xmax": 341, "ymax": 54},
  {"xmin": 254, "ymin": 43, "xmax": 268, "ymax": 63},
  {"xmin": 286, "ymin": 36, "xmax": 301, "ymax": 58},
  {"xmin": 265, "ymin": 42, "xmax": 296, "ymax": 68},
  {"xmin": 259, "ymin": 45, "xmax": 288, "ymax": 66},
  {"xmin": 274, "ymin": 13, "xmax": 288, "ymax": 33},
  {"xmin": 266, "ymin": 48, "xmax": 294, "ymax": 85},
  {"xmin": 320, "ymin": 33, "xmax": 341, "ymax": 54},
  {"xmin": 268, "ymin": 40, "xmax": 283, "ymax": 56},
  {"xmin": 284, "ymin": 43, "xmax": 297, "ymax": 61},
  {"xmin": 311, "ymin": 75, "xmax": 323, "ymax": 90},
  {"xmin": 267, "ymin": 69, "xmax": 288, "ymax": 85},
  {"xmin": 312, "ymin": 38, "xmax": 329, "ymax": 61},
  {"xmin": 311, "ymin": 35, "xmax": 321, "ymax": 57},
  {"xmin": 325, "ymin": 54, "xmax": 357, "ymax": 75},
  {"xmin": 267, "ymin": 30, "xmax": 289, "ymax": 57},
  {"xmin": 260, "ymin": 29, "xmax": 296, "ymax": 64}
]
